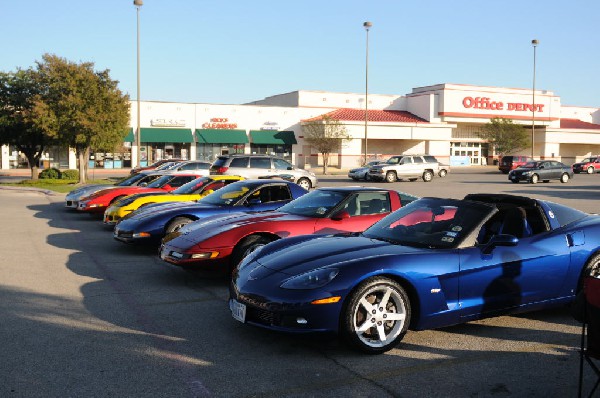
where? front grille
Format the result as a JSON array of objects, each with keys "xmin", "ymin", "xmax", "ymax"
[
  {"xmin": 246, "ymin": 306, "xmax": 279, "ymax": 326},
  {"xmin": 116, "ymin": 230, "xmax": 133, "ymax": 239}
]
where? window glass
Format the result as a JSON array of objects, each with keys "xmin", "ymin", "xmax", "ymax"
[
  {"xmin": 273, "ymin": 158, "xmax": 292, "ymax": 169},
  {"xmin": 229, "ymin": 157, "xmax": 249, "ymax": 167},
  {"xmin": 250, "ymin": 157, "xmax": 272, "ymax": 169},
  {"xmin": 413, "ymin": 157, "xmax": 424, "ymax": 163}
]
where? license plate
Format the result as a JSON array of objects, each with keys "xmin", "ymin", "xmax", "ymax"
[
  {"xmin": 230, "ymin": 299, "xmax": 246, "ymax": 323},
  {"xmin": 171, "ymin": 251, "xmax": 184, "ymax": 259}
]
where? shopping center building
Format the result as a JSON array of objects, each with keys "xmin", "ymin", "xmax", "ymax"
[{"xmin": 2, "ymin": 83, "xmax": 599, "ymax": 171}]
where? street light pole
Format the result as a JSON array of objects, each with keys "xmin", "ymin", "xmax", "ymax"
[
  {"xmin": 134, "ymin": 0, "xmax": 143, "ymax": 168},
  {"xmin": 531, "ymin": 39, "xmax": 538, "ymax": 159},
  {"xmin": 363, "ymin": 21, "xmax": 372, "ymax": 166}
]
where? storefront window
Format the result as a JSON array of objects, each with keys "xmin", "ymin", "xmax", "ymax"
[
  {"xmin": 196, "ymin": 144, "xmax": 245, "ymax": 162},
  {"xmin": 250, "ymin": 144, "xmax": 292, "ymax": 161}
]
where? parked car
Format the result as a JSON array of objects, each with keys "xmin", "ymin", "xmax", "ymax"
[
  {"xmin": 210, "ymin": 154, "xmax": 317, "ymax": 190},
  {"xmin": 65, "ymin": 171, "xmax": 165, "ymax": 209},
  {"xmin": 498, "ymin": 155, "xmax": 533, "ymax": 174},
  {"xmin": 572, "ymin": 156, "xmax": 600, "ymax": 174},
  {"xmin": 130, "ymin": 158, "xmax": 185, "ymax": 175},
  {"xmin": 508, "ymin": 160, "xmax": 573, "ymax": 184},
  {"xmin": 368, "ymin": 154, "xmax": 449, "ymax": 182},
  {"xmin": 77, "ymin": 173, "xmax": 203, "ymax": 213},
  {"xmin": 348, "ymin": 161, "xmax": 384, "ymax": 181},
  {"xmin": 113, "ymin": 180, "xmax": 309, "ymax": 245},
  {"xmin": 167, "ymin": 160, "xmax": 212, "ymax": 174},
  {"xmin": 159, "ymin": 187, "xmax": 418, "ymax": 271},
  {"xmin": 229, "ymin": 193, "xmax": 600, "ymax": 353},
  {"xmin": 103, "ymin": 175, "xmax": 244, "ymax": 226}
]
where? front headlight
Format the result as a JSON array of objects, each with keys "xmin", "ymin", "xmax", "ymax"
[{"xmin": 280, "ymin": 268, "xmax": 339, "ymax": 290}]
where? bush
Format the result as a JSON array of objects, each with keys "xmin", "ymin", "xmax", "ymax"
[
  {"xmin": 38, "ymin": 168, "xmax": 61, "ymax": 179},
  {"xmin": 60, "ymin": 169, "xmax": 79, "ymax": 180}
]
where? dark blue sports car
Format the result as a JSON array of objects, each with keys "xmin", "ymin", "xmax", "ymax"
[
  {"xmin": 113, "ymin": 180, "xmax": 308, "ymax": 245},
  {"xmin": 230, "ymin": 193, "xmax": 600, "ymax": 354}
]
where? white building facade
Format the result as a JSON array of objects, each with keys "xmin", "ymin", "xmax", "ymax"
[{"xmin": 2, "ymin": 83, "xmax": 599, "ymax": 170}]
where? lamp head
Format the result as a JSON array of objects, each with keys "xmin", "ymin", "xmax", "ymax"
[
  {"xmin": 531, "ymin": 39, "xmax": 539, "ymax": 47},
  {"xmin": 363, "ymin": 21, "xmax": 372, "ymax": 30},
  {"xmin": 134, "ymin": 0, "xmax": 143, "ymax": 6}
]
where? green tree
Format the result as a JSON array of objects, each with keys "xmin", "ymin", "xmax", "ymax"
[
  {"xmin": 35, "ymin": 54, "xmax": 130, "ymax": 184},
  {"xmin": 0, "ymin": 68, "xmax": 58, "ymax": 180},
  {"xmin": 476, "ymin": 117, "xmax": 530, "ymax": 156},
  {"xmin": 302, "ymin": 115, "xmax": 351, "ymax": 174}
]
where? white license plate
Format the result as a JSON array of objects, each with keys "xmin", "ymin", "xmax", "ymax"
[
  {"xmin": 170, "ymin": 251, "xmax": 184, "ymax": 259},
  {"xmin": 230, "ymin": 299, "xmax": 246, "ymax": 323}
]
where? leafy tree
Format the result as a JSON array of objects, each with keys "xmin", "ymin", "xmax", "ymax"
[
  {"xmin": 34, "ymin": 54, "xmax": 130, "ymax": 184},
  {"xmin": 0, "ymin": 68, "xmax": 58, "ymax": 180},
  {"xmin": 475, "ymin": 117, "xmax": 530, "ymax": 156},
  {"xmin": 302, "ymin": 115, "xmax": 352, "ymax": 174}
]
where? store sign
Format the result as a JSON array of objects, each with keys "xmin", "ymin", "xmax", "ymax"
[
  {"xmin": 202, "ymin": 118, "xmax": 238, "ymax": 129},
  {"xmin": 260, "ymin": 121, "xmax": 279, "ymax": 131},
  {"xmin": 151, "ymin": 118, "xmax": 186, "ymax": 127},
  {"xmin": 462, "ymin": 97, "xmax": 544, "ymax": 113}
]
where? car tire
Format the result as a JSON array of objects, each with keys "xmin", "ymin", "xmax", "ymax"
[
  {"xmin": 422, "ymin": 170, "xmax": 433, "ymax": 182},
  {"xmin": 385, "ymin": 171, "xmax": 397, "ymax": 183},
  {"xmin": 530, "ymin": 174, "xmax": 539, "ymax": 184},
  {"xmin": 587, "ymin": 166, "xmax": 595, "ymax": 174},
  {"xmin": 438, "ymin": 169, "xmax": 448, "ymax": 178},
  {"xmin": 231, "ymin": 235, "xmax": 274, "ymax": 270},
  {"xmin": 560, "ymin": 173, "xmax": 570, "ymax": 183},
  {"xmin": 342, "ymin": 277, "xmax": 410, "ymax": 354},
  {"xmin": 297, "ymin": 177, "xmax": 312, "ymax": 190},
  {"xmin": 166, "ymin": 217, "xmax": 193, "ymax": 234}
]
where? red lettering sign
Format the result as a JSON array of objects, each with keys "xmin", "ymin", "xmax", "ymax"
[{"xmin": 463, "ymin": 97, "xmax": 543, "ymax": 113}]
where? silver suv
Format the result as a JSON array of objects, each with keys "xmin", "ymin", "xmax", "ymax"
[
  {"xmin": 209, "ymin": 154, "xmax": 318, "ymax": 190},
  {"xmin": 368, "ymin": 154, "xmax": 449, "ymax": 183}
]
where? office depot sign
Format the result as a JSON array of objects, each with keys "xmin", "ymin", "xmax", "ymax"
[{"xmin": 462, "ymin": 96, "xmax": 544, "ymax": 113}]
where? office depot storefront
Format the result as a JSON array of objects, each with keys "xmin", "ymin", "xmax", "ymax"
[{"xmin": 2, "ymin": 83, "xmax": 599, "ymax": 171}]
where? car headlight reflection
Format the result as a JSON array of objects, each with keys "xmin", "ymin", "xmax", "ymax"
[{"xmin": 280, "ymin": 268, "xmax": 339, "ymax": 290}]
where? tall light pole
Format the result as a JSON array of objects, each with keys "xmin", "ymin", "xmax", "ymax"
[
  {"xmin": 531, "ymin": 39, "xmax": 538, "ymax": 159},
  {"xmin": 134, "ymin": 0, "xmax": 143, "ymax": 168},
  {"xmin": 363, "ymin": 21, "xmax": 372, "ymax": 165}
]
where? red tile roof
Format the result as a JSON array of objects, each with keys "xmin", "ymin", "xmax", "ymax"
[
  {"xmin": 304, "ymin": 108, "xmax": 428, "ymax": 123},
  {"xmin": 560, "ymin": 118, "xmax": 600, "ymax": 130}
]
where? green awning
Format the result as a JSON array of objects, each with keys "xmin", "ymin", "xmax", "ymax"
[
  {"xmin": 141, "ymin": 128, "xmax": 193, "ymax": 143},
  {"xmin": 195, "ymin": 129, "xmax": 249, "ymax": 144},
  {"xmin": 125, "ymin": 129, "xmax": 135, "ymax": 143},
  {"xmin": 249, "ymin": 130, "xmax": 297, "ymax": 145},
  {"xmin": 125, "ymin": 128, "xmax": 193, "ymax": 143}
]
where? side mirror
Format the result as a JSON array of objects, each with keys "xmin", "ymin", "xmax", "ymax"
[
  {"xmin": 247, "ymin": 198, "xmax": 262, "ymax": 205},
  {"xmin": 331, "ymin": 210, "xmax": 351, "ymax": 221},
  {"xmin": 139, "ymin": 182, "xmax": 148, "ymax": 187},
  {"xmin": 287, "ymin": 166, "xmax": 293, "ymax": 170},
  {"xmin": 482, "ymin": 234, "xmax": 518, "ymax": 255}
]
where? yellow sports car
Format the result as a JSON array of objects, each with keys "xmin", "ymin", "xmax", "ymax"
[{"xmin": 103, "ymin": 175, "xmax": 244, "ymax": 225}]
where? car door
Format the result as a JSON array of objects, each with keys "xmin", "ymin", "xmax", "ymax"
[
  {"xmin": 457, "ymin": 231, "xmax": 572, "ymax": 320},
  {"xmin": 313, "ymin": 192, "xmax": 392, "ymax": 235},
  {"xmin": 248, "ymin": 157, "xmax": 273, "ymax": 179}
]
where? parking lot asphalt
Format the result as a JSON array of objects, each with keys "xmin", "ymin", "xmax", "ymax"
[{"xmin": 1, "ymin": 168, "xmax": 599, "ymax": 397}]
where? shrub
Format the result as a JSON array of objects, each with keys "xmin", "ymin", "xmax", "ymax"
[
  {"xmin": 60, "ymin": 169, "xmax": 79, "ymax": 180},
  {"xmin": 38, "ymin": 168, "xmax": 61, "ymax": 179}
]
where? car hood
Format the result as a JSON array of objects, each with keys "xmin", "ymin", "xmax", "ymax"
[
  {"xmin": 255, "ymin": 235, "xmax": 424, "ymax": 276},
  {"xmin": 127, "ymin": 201, "xmax": 224, "ymax": 221}
]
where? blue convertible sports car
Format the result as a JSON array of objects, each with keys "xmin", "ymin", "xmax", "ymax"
[
  {"xmin": 230, "ymin": 193, "xmax": 600, "ymax": 354},
  {"xmin": 113, "ymin": 180, "xmax": 308, "ymax": 245}
]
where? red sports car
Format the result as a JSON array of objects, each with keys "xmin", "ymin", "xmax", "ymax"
[
  {"xmin": 159, "ymin": 187, "xmax": 418, "ymax": 271},
  {"xmin": 77, "ymin": 173, "xmax": 203, "ymax": 213}
]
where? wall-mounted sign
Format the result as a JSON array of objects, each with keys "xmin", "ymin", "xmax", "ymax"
[
  {"xmin": 260, "ymin": 121, "xmax": 280, "ymax": 131},
  {"xmin": 202, "ymin": 118, "xmax": 238, "ymax": 129},
  {"xmin": 462, "ymin": 97, "xmax": 544, "ymax": 113},
  {"xmin": 151, "ymin": 119, "xmax": 186, "ymax": 127}
]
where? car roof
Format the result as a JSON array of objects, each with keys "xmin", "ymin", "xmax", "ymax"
[{"xmin": 315, "ymin": 186, "xmax": 395, "ymax": 193}]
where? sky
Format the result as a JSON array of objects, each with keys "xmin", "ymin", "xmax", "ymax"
[{"xmin": 1, "ymin": 1, "xmax": 598, "ymax": 107}]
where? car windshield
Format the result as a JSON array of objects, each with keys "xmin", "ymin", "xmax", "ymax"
[
  {"xmin": 171, "ymin": 177, "xmax": 208, "ymax": 194},
  {"xmin": 115, "ymin": 172, "xmax": 148, "ymax": 186},
  {"xmin": 198, "ymin": 182, "xmax": 253, "ymax": 206},
  {"xmin": 278, "ymin": 189, "xmax": 348, "ymax": 217},
  {"xmin": 362, "ymin": 198, "xmax": 493, "ymax": 249},
  {"xmin": 582, "ymin": 157, "xmax": 597, "ymax": 163},
  {"xmin": 147, "ymin": 175, "xmax": 175, "ymax": 188},
  {"xmin": 520, "ymin": 162, "xmax": 540, "ymax": 169}
]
